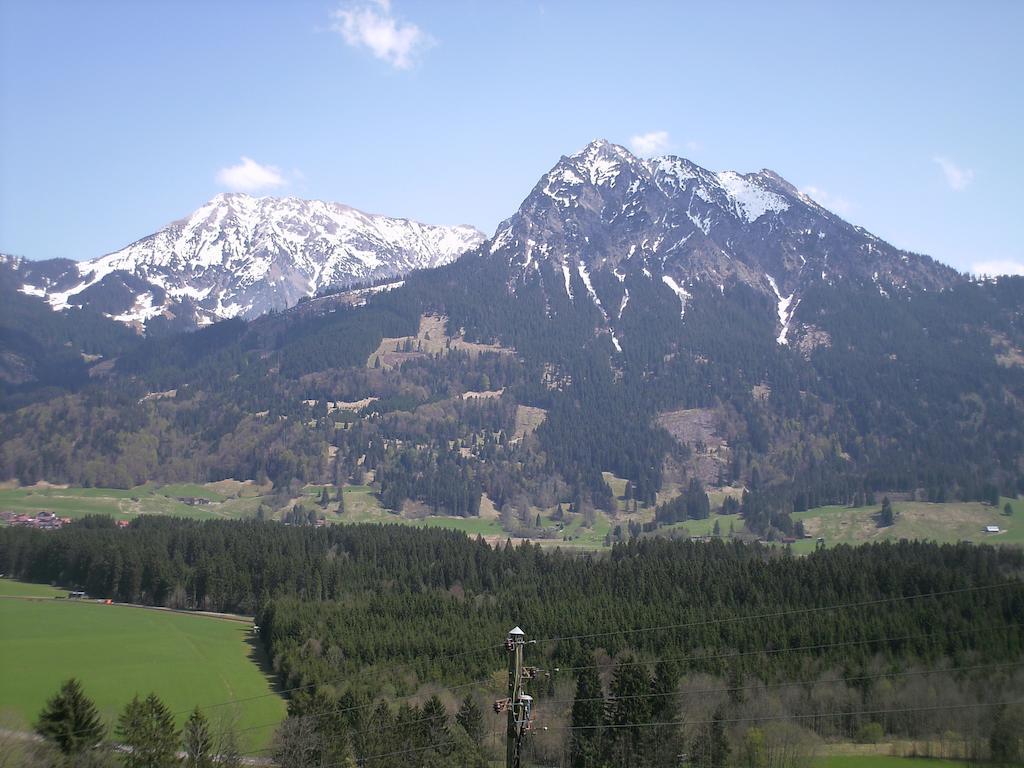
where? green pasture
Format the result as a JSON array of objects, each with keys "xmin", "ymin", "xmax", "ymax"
[
  {"xmin": 815, "ymin": 757, "xmax": 968, "ymax": 768},
  {"xmin": 0, "ymin": 593, "xmax": 285, "ymax": 750},
  {"xmin": 0, "ymin": 578, "xmax": 66, "ymax": 598},
  {"xmin": 0, "ymin": 483, "xmax": 267, "ymax": 522},
  {"xmin": 791, "ymin": 497, "xmax": 1024, "ymax": 553}
]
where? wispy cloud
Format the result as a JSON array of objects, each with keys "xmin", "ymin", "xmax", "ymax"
[
  {"xmin": 629, "ymin": 131, "xmax": 671, "ymax": 157},
  {"xmin": 933, "ymin": 156, "xmax": 974, "ymax": 191},
  {"xmin": 330, "ymin": 0, "xmax": 432, "ymax": 70},
  {"xmin": 216, "ymin": 157, "xmax": 288, "ymax": 193},
  {"xmin": 971, "ymin": 259, "xmax": 1024, "ymax": 277},
  {"xmin": 799, "ymin": 185, "xmax": 854, "ymax": 217}
]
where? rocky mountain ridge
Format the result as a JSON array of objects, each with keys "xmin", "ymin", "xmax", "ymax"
[{"xmin": 5, "ymin": 194, "xmax": 483, "ymax": 330}]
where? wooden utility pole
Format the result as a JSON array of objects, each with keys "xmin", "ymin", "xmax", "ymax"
[
  {"xmin": 505, "ymin": 626, "xmax": 526, "ymax": 768},
  {"xmin": 506, "ymin": 626, "xmax": 525, "ymax": 768}
]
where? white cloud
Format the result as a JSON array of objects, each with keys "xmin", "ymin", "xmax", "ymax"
[
  {"xmin": 799, "ymin": 185, "xmax": 854, "ymax": 217},
  {"xmin": 629, "ymin": 131, "xmax": 671, "ymax": 157},
  {"xmin": 971, "ymin": 260, "xmax": 1024, "ymax": 277},
  {"xmin": 216, "ymin": 157, "xmax": 288, "ymax": 193},
  {"xmin": 330, "ymin": 0, "xmax": 431, "ymax": 70},
  {"xmin": 933, "ymin": 156, "xmax": 974, "ymax": 191}
]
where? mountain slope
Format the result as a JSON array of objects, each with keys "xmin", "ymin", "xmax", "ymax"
[
  {"xmin": 3, "ymin": 140, "xmax": 1023, "ymax": 544},
  {"xmin": 8, "ymin": 194, "xmax": 484, "ymax": 330},
  {"xmin": 489, "ymin": 139, "xmax": 958, "ymax": 347}
]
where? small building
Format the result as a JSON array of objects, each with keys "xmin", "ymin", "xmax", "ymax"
[
  {"xmin": 984, "ymin": 525, "xmax": 1001, "ymax": 534},
  {"xmin": 68, "ymin": 591, "xmax": 86, "ymax": 599}
]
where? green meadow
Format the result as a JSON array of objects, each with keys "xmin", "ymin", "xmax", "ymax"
[
  {"xmin": 0, "ymin": 481, "xmax": 269, "ymax": 522},
  {"xmin": 815, "ymin": 757, "xmax": 968, "ymax": 768},
  {"xmin": 789, "ymin": 497, "xmax": 1024, "ymax": 554},
  {"xmin": 0, "ymin": 586, "xmax": 285, "ymax": 750}
]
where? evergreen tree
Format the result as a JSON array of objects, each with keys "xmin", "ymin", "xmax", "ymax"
[
  {"xmin": 455, "ymin": 695, "xmax": 484, "ymax": 745},
  {"xmin": 604, "ymin": 656, "xmax": 652, "ymax": 768},
  {"xmin": 879, "ymin": 496, "xmax": 894, "ymax": 527},
  {"xmin": 117, "ymin": 694, "xmax": 178, "ymax": 768},
  {"xmin": 648, "ymin": 660, "xmax": 684, "ymax": 768},
  {"xmin": 569, "ymin": 660, "xmax": 604, "ymax": 768},
  {"xmin": 1004, "ymin": 501, "xmax": 1014, "ymax": 517},
  {"xmin": 421, "ymin": 695, "xmax": 450, "ymax": 754},
  {"xmin": 182, "ymin": 707, "xmax": 213, "ymax": 768},
  {"xmin": 35, "ymin": 678, "xmax": 105, "ymax": 756}
]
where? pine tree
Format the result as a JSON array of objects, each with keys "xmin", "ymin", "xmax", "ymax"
[
  {"xmin": 35, "ymin": 678, "xmax": 105, "ymax": 756},
  {"xmin": 182, "ymin": 707, "xmax": 213, "ymax": 768},
  {"xmin": 569, "ymin": 660, "xmax": 604, "ymax": 768},
  {"xmin": 648, "ymin": 660, "xmax": 684, "ymax": 768},
  {"xmin": 605, "ymin": 656, "xmax": 653, "ymax": 768},
  {"xmin": 117, "ymin": 694, "xmax": 179, "ymax": 768},
  {"xmin": 455, "ymin": 695, "xmax": 484, "ymax": 744},
  {"xmin": 879, "ymin": 496, "xmax": 894, "ymax": 527}
]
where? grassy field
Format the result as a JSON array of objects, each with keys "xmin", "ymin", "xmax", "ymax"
[
  {"xmin": 0, "ymin": 590, "xmax": 285, "ymax": 749},
  {"xmin": 815, "ymin": 757, "xmax": 968, "ymax": 768},
  {"xmin": 790, "ymin": 497, "xmax": 1024, "ymax": 554},
  {"xmin": 0, "ymin": 579, "xmax": 66, "ymax": 598},
  {"xmin": 0, "ymin": 481, "xmax": 271, "ymax": 522}
]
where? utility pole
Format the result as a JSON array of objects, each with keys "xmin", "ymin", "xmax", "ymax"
[
  {"xmin": 495, "ymin": 626, "xmax": 530, "ymax": 768},
  {"xmin": 506, "ymin": 626, "xmax": 525, "ymax": 768}
]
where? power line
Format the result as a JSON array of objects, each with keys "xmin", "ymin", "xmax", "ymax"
[
  {"xmin": 531, "ymin": 581, "xmax": 1016, "ymax": 647},
  {"xmin": 235, "ymin": 673, "xmax": 498, "ymax": 744},
  {"xmin": 556, "ymin": 621, "xmax": 1023, "ymax": 675},
  {"xmin": 546, "ymin": 698, "xmax": 1024, "ymax": 733},
  {"xmin": 542, "ymin": 660, "xmax": 1024, "ymax": 708},
  {"xmin": 241, "ymin": 656, "xmax": 1024, "ymax": 757},
  {"xmin": 178, "ymin": 639, "xmax": 503, "ymax": 719},
  {"xmin": 294, "ymin": 697, "xmax": 1024, "ymax": 768}
]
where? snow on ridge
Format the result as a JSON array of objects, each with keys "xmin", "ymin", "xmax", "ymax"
[
  {"xmin": 765, "ymin": 274, "xmax": 799, "ymax": 345},
  {"xmin": 661, "ymin": 274, "xmax": 692, "ymax": 318},
  {"xmin": 716, "ymin": 172, "xmax": 789, "ymax": 222},
  {"xmin": 24, "ymin": 193, "xmax": 482, "ymax": 326},
  {"xmin": 618, "ymin": 288, "xmax": 629, "ymax": 318}
]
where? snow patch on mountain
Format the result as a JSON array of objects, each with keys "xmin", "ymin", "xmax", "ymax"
[
  {"xmin": 577, "ymin": 261, "xmax": 606, "ymax": 318},
  {"xmin": 765, "ymin": 274, "xmax": 799, "ymax": 345},
  {"xmin": 715, "ymin": 172, "xmax": 790, "ymax": 222},
  {"xmin": 662, "ymin": 275, "xmax": 692, "ymax": 318},
  {"xmin": 561, "ymin": 262, "xmax": 574, "ymax": 299}
]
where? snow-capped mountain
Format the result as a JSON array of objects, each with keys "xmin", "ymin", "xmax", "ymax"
[
  {"xmin": 10, "ymin": 194, "xmax": 484, "ymax": 329},
  {"xmin": 488, "ymin": 139, "xmax": 957, "ymax": 345}
]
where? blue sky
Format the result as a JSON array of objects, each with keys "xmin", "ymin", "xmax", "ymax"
[{"xmin": 1, "ymin": 0, "xmax": 1021, "ymax": 274}]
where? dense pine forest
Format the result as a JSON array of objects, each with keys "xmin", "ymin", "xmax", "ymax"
[{"xmin": 3, "ymin": 519, "xmax": 1023, "ymax": 765}]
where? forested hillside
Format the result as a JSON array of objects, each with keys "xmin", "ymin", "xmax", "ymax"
[
  {"xmin": 4, "ymin": 142, "xmax": 1024, "ymax": 544},
  {"xmin": 2, "ymin": 519, "xmax": 1022, "ymax": 765}
]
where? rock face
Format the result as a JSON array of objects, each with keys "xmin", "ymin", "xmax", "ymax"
[
  {"xmin": 487, "ymin": 139, "xmax": 958, "ymax": 345},
  {"xmin": 8, "ymin": 194, "xmax": 484, "ymax": 330}
]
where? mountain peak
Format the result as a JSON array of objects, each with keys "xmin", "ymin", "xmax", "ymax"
[{"xmin": 12, "ymin": 196, "xmax": 484, "ymax": 329}]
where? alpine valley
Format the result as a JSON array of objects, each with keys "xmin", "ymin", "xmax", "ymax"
[{"xmin": 3, "ymin": 139, "xmax": 1024, "ymax": 541}]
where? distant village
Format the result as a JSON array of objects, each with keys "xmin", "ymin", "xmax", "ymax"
[
  {"xmin": 1, "ymin": 510, "xmax": 134, "ymax": 530},
  {"xmin": 1, "ymin": 510, "xmax": 72, "ymax": 529}
]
